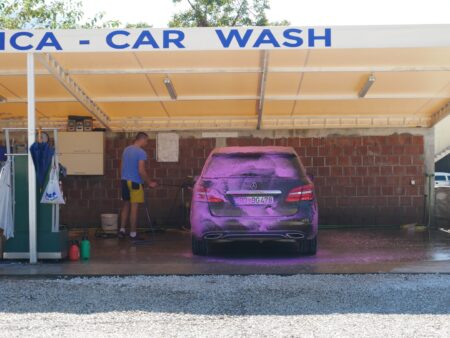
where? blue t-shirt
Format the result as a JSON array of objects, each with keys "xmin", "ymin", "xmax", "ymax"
[{"xmin": 121, "ymin": 145, "xmax": 148, "ymax": 184}]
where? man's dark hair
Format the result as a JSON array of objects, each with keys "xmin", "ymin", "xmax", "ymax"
[{"xmin": 134, "ymin": 132, "xmax": 149, "ymax": 142}]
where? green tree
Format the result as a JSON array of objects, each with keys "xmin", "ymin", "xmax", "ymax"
[
  {"xmin": 169, "ymin": 0, "xmax": 289, "ymax": 27},
  {"xmin": 0, "ymin": 0, "xmax": 151, "ymax": 29}
]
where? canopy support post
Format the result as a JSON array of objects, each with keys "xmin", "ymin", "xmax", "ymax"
[
  {"xmin": 256, "ymin": 50, "xmax": 269, "ymax": 130},
  {"xmin": 27, "ymin": 53, "xmax": 37, "ymax": 264}
]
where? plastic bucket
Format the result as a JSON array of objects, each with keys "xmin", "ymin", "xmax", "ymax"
[{"xmin": 101, "ymin": 213, "xmax": 118, "ymax": 232}]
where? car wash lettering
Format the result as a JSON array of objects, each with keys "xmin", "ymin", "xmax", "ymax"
[
  {"xmin": 0, "ymin": 28, "xmax": 332, "ymax": 52},
  {"xmin": 104, "ymin": 28, "xmax": 331, "ymax": 50},
  {"xmin": 106, "ymin": 30, "xmax": 186, "ymax": 50},
  {"xmin": 215, "ymin": 28, "xmax": 332, "ymax": 48},
  {"xmin": 0, "ymin": 31, "xmax": 62, "ymax": 51}
]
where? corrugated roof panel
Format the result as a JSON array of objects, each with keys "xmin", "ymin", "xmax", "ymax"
[
  {"xmin": 0, "ymin": 47, "xmax": 448, "ymax": 130},
  {"xmin": 264, "ymin": 101, "xmax": 296, "ymax": 116},
  {"xmin": 415, "ymin": 98, "xmax": 450, "ymax": 115},
  {"xmin": 369, "ymin": 72, "xmax": 450, "ymax": 95},
  {"xmin": 269, "ymin": 50, "xmax": 309, "ymax": 67},
  {"xmin": 164, "ymin": 100, "xmax": 257, "ymax": 117},
  {"xmin": 149, "ymin": 73, "xmax": 259, "ymax": 97},
  {"xmin": 97, "ymin": 102, "xmax": 168, "ymax": 118},
  {"xmin": 1, "ymin": 102, "xmax": 91, "ymax": 119},
  {"xmin": 0, "ymin": 75, "xmax": 72, "ymax": 98},
  {"xmin": 300, "ymin": 72, "xmax": 367, "ymax": 95},
  {"xmin": 0, "ymin": 53, "xmax": 45, "ymax": 70},
  {"xmin": 53, "ymin": 52, "xmax": 142, "ymax": 70},
  {"xmin": 308, "ymin": 48, "xmax": 450, "ymax": 67},
  {"xmin": 265, "ymin": 73, "xmax": 302, "ymax": 96},
  {"xmin": 36, "ymin": 102, "xmax": 90, "ymax": 117},
  {"xmin": 444, "ymin": 83, "xmax": 450, "ymax": 96},
  {"xmin": 135, "ymin": 50, "xmax": 261, "ymax": 69},
  {"xmin": 293, "ymin": 99, "xmax": 435, "ymax": 116},
  {"xmin": 71, "ymin": 74, "xmax": 157, "ymax": 98},
  {"xmin": 0, "ymin": 103, "xmax": 26, "ymax": 118}
]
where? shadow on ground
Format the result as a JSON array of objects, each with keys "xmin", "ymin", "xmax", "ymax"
[{"xmin": 0, "ymin": 274, "xmax": 449, "ymax": 316}]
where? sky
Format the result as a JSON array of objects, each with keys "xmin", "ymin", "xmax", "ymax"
[{"xmin": 81, "ymin": 0, "xmax": 450, "ymax": 27}]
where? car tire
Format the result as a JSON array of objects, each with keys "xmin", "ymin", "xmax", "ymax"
[
  {"xmin": 297, "ymin": 236, "xmax": 317, "ymax": 255},
  {"xmin": 192, "ymin": 236, "xmax": 209, "ymax": 256}
]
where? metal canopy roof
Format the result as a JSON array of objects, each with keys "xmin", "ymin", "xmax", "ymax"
[
  {"xmin": 0, "ymin": 26, "xmax": 449, "ymax": 131},
  {"xmin": 1, "ymin": 25, "xmax": 449, "ymax": 265}
]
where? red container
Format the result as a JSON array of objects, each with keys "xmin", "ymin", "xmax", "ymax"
[{"xmin": 69, "ymin": 241, "xmax": 80, "ymax": 261}]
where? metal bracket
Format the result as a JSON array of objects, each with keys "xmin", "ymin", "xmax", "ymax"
[
  {"xmin": 35, "ymin": 53, "xmax": 111, "ymax": 130},
  {"xmin": 257, "ymin": 50, "xmax": 269, "ymax": 130}
]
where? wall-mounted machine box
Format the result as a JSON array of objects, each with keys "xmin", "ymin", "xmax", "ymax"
[{"xmin": 58, "ymin": 132, "xmax": 105, "ymax": 175}]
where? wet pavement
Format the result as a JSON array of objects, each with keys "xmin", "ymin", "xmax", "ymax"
[{"xmin": 1, "ymin": 227, "xmax": 450, "ymax": 276}]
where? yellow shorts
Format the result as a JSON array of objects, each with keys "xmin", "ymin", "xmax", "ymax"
[{"xmin": 121, "ymin": 180, "xmax": 144, "ymax": 204}]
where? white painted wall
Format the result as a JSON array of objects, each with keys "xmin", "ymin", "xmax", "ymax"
[{"xmin": 435, "ymin": 115, "xmax": 450, "ymax": 155}]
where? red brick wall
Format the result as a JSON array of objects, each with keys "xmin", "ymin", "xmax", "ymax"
[
  {"xmin": 60, "ymin": 133, "xmax": 425, "ymax": 227},
  {"xmin": 60, "ymin": 135, "xmax": 215, "ymax": 227},
  {"xmin": 226, "ymin": 134, "xmax": 425, "ymax": 226}
]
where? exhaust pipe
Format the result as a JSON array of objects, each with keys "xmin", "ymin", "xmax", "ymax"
[
  {"xmin": 204, "ymin": 233, "xmax": 223, "ymax": 240},
  {"xmin": 285, "ymin": 233, "xmax": 304, "ymax": 239}
]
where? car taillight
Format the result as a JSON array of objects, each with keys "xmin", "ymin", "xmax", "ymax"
[
  {"xmin": 194, "ymin": 186, "xmax": 224, "ymax": 203},
  {"xmin": 285, "ymin": 184, "xmax": 314, "ymax": 202}
]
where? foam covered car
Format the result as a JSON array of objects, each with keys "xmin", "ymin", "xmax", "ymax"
[{"xmin": 190, "ymin": 146, "xmax": 318, "ymax": 256}]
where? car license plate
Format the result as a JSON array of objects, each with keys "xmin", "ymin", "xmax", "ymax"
[{"xmin": 234, "ymin": 196, "xmax": 274, "ymax": 205}]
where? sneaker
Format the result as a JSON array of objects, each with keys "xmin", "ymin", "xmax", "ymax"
[{"xmin": 118, "ymin": 231, "xmax": 126, "ymax": 239}]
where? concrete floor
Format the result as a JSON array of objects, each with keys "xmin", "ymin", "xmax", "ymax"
[{"xmin": 1, "ymin": 227, "xmax": 450, "ymax": 276}]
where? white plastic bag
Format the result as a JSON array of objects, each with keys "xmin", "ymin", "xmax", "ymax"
[{"xmin": 41, "ymin": 162, "xmax": 65, "ymax": 205}]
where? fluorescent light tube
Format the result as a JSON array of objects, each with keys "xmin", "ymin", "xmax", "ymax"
[
  {"xmin": 164, "ymin": 78, "xmax": 177, "ymax": 100},
  {"xmin": 358, "ymin": 74, "xmax": 376, "ymax": 98}
]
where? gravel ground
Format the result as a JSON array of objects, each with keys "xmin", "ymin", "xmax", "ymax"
[{"xmin": 0, "ymin": 274, "xmax": 449, "ymax": 338}]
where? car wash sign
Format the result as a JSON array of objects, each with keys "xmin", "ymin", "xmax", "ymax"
[{"xmin": 1, "ymin": 25, "xmax": 449, "ymax": 53}]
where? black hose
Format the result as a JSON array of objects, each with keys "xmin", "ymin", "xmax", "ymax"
[{"xmin": 145, "ymin": 177, "xmax": 193, "ymax": 229}]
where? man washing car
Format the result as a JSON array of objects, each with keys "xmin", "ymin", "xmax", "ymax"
[{"xmin": 119, "ymin": 132, "xmax": 157, "ymax": 240}]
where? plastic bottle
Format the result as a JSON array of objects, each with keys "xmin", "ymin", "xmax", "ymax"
[
  {"xmin": 69, "ymin": 240, "xmax": 80, "ymax": 261},
  {"xmin": 80, "ymin": 236, "xmax": 90, "ymax": 260}
]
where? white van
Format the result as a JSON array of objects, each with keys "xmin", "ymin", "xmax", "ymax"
[{"xmin": 435, "ymin": 172, "xmax": 450, "ymax": 187}]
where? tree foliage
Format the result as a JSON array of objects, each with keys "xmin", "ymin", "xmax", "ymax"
[
  {"xmin": 0, "ymin": 0, "xmax": 286, "ymax": 30},
  {"xmin": 169, "ymin": 0, "xmax": 289, "ymax": 27},
  {"xmin": 0, "ymin": 0, "xmax": 151, "ymax": 29}
]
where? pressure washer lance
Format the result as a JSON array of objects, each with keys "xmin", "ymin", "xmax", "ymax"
[
  {"xmin": 132, "ymin": 182, "xmax": 191, "ymax": 245},
  {"xmin": 158, "ymin": 180, "xmax": 194, "ymax": 229}
]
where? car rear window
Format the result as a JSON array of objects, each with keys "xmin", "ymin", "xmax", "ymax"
[
  {"xmin": 202, "ymin": 153, "xmax": 306, "ymax": 179},
  {"xmin": 436, "ymin": 175, "xmax": 447, "ymax": 181}
]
